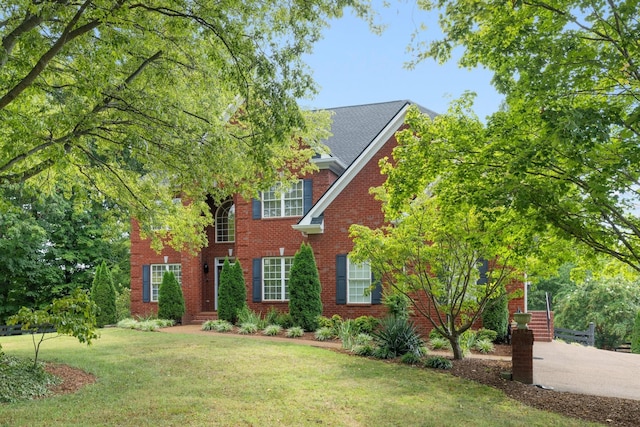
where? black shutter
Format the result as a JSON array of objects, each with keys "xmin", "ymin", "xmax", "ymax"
[
  {"xmin": 252, "ymin": 258, "xmax": 262, "ymax": 302},
  {"xmin": 303, "ymin": 179, "xmax": 313, "ymax": 215},
  {"xmin": 336, "ymin": 254, "xmax": 347, "ymax": 305},
  {"xmin": 477, "ymin": 258, "xmax": 489, "ymax": 285},
  {"xmin": 371, "ymin": 272, "xmax": 382, "ymax": 304},
  {"xmin": 142, "ymin": 265, "xmax": 150, "ymax": 303},
  {"xmin": 252, "ymin": 198, "xmax": 261, "ymax": 219}
]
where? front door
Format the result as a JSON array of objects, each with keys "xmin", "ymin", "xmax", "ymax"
[{"xmin": 202, "ymin": 261, "xmax": 215, "ymax": 311}]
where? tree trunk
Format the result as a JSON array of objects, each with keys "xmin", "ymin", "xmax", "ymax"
[{"xmin": 450, "ymin": 337, "xmax": 465, "ymax": 360}]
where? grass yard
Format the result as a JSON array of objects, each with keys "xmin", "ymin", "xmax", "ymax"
[{"xmin": 0, "ymin": 328, "xmax": 597, "ymax": 426}]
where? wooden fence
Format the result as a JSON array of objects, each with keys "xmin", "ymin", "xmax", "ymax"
[
  {"xmin": 554, "ymin": 322, "xmax": 595, "ymax": 346},
  {"xmin": 0, "ymin": 324, "xmax": 56, "ymax": 337}
]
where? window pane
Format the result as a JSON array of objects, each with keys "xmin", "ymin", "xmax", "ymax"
[
  {"xmin": 216, "ymin": 201, "xmax": 235, "ymax": 242},
  {"xmin": 262, "ymin": 257, "xmax": 293, "ymax": 301},
  {"xmin": 348, "ymin": 259, "xmax": 371, "ymax": 303},
  {"xmin": 263, "ymin": 258, "xmax": 282, "ymax": 300},
  {"xmin": 262, "ymin": 187, "xmax": 280, "ymax": 218},
  {"xmin": 284, "ymin": 181, "xmax": 303, "ymax": 216}
]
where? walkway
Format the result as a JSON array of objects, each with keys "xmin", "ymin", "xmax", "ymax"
[{"xmin": 533, "ymin": 340, "xmax": 640, "ymax": 400}]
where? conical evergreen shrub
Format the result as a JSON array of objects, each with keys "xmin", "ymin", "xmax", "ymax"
[
  {"xmin": 288, "ymin": 243, "xmax": 322, "ymax": 331},
  {"xmin": 218, "ymin": 258, "xmax": 246, "ymax": 324},
  {"xmin": 232, "ymin": 260, "xmax": 247, "ymax": 321},
  {"xmin": 157, "ymin": 271, "xmax": 185, "ymax": 323},
  {"xmin": 91, "ymin": 261, "xmax": 117, "ymax": 327}
]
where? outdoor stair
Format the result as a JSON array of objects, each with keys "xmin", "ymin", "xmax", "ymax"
[
  {"xmin": 525, "ymin": 310, "xmax": 554, "ymax": 342},
  {"xmin": 191, "ymin": 311, "xmax": 218, "ymax": 324}
]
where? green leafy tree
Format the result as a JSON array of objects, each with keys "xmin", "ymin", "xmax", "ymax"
[
  {"xmin": 288, "ymin": 243, "xmax": 323, "ymax": 331},
  {"xmin": 7, "ymin": 288, "xmax": 98, "ymax": 368},
  {"xmin": 528, "ymin": 263, "xmax": 575, "ymax": 311},
  {"xmin": 632, "ymin": 311, "xmax": 640, "ymax": 354},
  {"xmin": 0, "ymin": 0, "xmax": 373, "ymax": 252},
  {"xmin": 217, "ymin": 259, "xmax": 245, "ymax": 324},
  {"xmin": 404, "ymin": 0, "xmax": 640, "ymax": 272},
  {"xmin": 91, "ymin": 262, "xmax": 117, "ymax": 327},
  {"xmin": 0, "ymin": 184, "xmax": 129, "ymax": 323},
  {"xmin": 157, "ymin": 271, "xmax": 185, "ymax": 323},
  {"xmin": 555, "ymin": 274, "xmax": 640, "ymax": 350},
  {"xmin": 351, "ymin": 192, "xmax": 536, "ymax": 359}
]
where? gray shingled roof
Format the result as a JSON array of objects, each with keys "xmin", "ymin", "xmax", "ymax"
[{"xmin": 321, "ymin": 100, "xmax": 438, "ymax": 169}]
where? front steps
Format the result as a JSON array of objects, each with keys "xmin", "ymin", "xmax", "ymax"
[
  {"xmin": 190, "ymin": 311, "xmax": 218, "ymax": 324},
  {"xmin": 525, "ymin": 311, "xmax": 554, "ymax": 342}
]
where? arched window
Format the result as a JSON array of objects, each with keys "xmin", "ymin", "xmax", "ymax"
[{"xmin": 216, "ymin": 200, "xmax": 235, "ymax": 243}]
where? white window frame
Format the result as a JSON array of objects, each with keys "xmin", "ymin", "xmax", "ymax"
[
  {"xmin": 215, "ymin": 200, "xmax": 235, "ymax": 243},
  {"xmin": 262, "ymin": 257, "xmax": 294, "ymax": 301},
  {"xmin": 347, "ymin": 258, "xmax": 372, "ymax": 304},
  {"xmin": 150, "ymin": 264, "xmax": 182, "ymax": 302},
  {"xmin": 261, "ymin": 180, "xmax": 304, "ymax": 218}
]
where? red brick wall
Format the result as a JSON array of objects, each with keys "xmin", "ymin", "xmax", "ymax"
[{"xmin": 130, "ymin": 130, "xmax": 526, "ymax": 333}]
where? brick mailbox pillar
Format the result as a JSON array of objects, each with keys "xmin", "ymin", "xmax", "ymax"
[{"xmin": 512, "ymin": 328, "xmax": 534, "ymax": 384}]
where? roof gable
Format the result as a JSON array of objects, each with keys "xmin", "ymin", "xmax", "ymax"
[{"xmin": 294, "ymin": 100, "xmax": 437, "ymax": 234}]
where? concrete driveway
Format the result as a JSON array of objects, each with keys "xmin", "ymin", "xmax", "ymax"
[{"xmin": 533, "ymin": 341, "xmax": 640, "ymax": 400}]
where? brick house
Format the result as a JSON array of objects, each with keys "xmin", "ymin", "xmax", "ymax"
[{"xmin": 130, "ymin": 100, "xmax": 526, "ymax": 333}]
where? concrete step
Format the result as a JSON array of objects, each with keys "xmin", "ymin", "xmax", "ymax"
[{"xmin": 191, "ymin": 311, "xmax": 217, "ymax": 324}]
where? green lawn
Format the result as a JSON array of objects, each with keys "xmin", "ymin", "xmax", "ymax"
[{"xmin": 0, "ymin": 329, "xmax": 596, "ymax": 426}]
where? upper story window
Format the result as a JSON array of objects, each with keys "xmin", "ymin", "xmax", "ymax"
[
  {"xmin": 150, "ymin": 264, "xmax": 182, "ymax": 302},
  {"xmin": 348, "ymin": 258, "xmax": 372, "ymax": 304},
  {"xmin": 262, "ymin": 180, "xmax": 304, "ymax": 218},
  {"xmin": 215, "ymin": 200, "xmax": 235, "ymax": 243}
]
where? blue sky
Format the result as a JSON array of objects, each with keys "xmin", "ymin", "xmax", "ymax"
[{"xmin": 301, "ymin": 4, "xmax": 503, "ymax": 120}]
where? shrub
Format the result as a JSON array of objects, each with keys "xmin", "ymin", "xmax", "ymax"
[
  {"xmin": 429, "ymin": 328, "xmax": 444, "ymax": 340},
  {"xmin": 352, "ymin": 343, "xmax": 376, "ymax": 357},
  {"xmin": 218, "ymin": 259, "xmax": 246, "ymax": 324},
  {"xmin": 91, "ymin": 261, "xmax": 117, "ymax": 327},
  {"xmin": 285, "ymin": 326, "xmax": 304, "ymax": 338},
  {"xmin": 314, "ymin": 327, "xmax": 334, "ymax": 341},
  {"xmin": 429, "ymin": 336, "xmax": 451, "ymax": 350},
  {"xmin": 238, "ymin": 322, "xmax": 258, "ymax": 334},
  {"xmin": 275, "ymin": 312, "xmax": 294, "ymax": 329},
  {"xmin": 201, "ymin": 320, "xmax": 233, "ymax": 332},
  {"xmin": 424, "ymin": 356, "xmax": 453, "ymax": 370},
  {"xmin": 318, "ymin": 314, "xmax": 344, "ymax": 336},
  {"xmin": 353, "ymin": 316, "xmax": 379, "ymax": 334},
  {"xmin": 476, "ymin": 328, "xmax": 498, "ymax": 343},
  {"xmin": 157, "ymin": 271, "xmax": 185, "ymax": 323},
  {"xmin": 288, "ymin": 243, "xmax": 323, "ymax": 331},
  {"xmin": 401, "ymin": 352, "xmax": 423, "ymax": 365},
  {"xmin": 354, "ymin": 333, "xmax": 374, "ymax": 346},
  {"xmin": 474, "ymin": 339, "xmax": 495, "ymax": 354},
  {"xmin": 383, "ymin": 290, "xmax": 413, "ymax": 320},
  {"xmin": 264, "ymin": 307, "xmax": 279, "ymax": 325},
  {"xmin": 482, "ymin": 286, "xmax": 509, "ymax": 341},
  {"xmin": 263, "ymin": 324, "xmax": 282, "ymax": 336},
  {"xmin": 115, "ymin": 287, "xmax": 131, "ymax": 322},
  {"xmin": 632, "ymin": 310, "xmax": 640, "ymax": 354},
  {"xmin": 338, "ymin": 319, "xmax": 357, "ymax": 350},
  {"xmin": 372, "ymin": 316, "xmax": 425, "ymax": 359},
  {"xmin": 459, "ymin": 329, "xmax": 477, "ymax": 357},
  {"xmin": 237, "ymin": 307, "xmax": 264, "ymax": 327}
]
